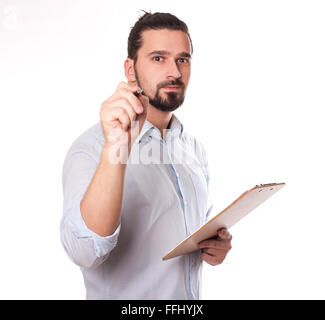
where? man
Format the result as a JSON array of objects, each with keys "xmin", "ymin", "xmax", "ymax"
[{"xmin": 61, "ymin": 11, "xmax": 232, "ymax": 300}]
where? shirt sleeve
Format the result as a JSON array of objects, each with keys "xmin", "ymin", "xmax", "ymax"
[{"xmin": 60, "ymin": 149, "xmax": 121, "ymax": 269}]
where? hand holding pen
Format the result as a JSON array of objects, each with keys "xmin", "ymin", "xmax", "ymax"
[{"xmin": 100, "ymin": 81, "xmax": 149, "ymax": 149}]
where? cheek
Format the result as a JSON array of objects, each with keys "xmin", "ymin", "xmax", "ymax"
[
  {"xmin": 181, "ymin": 67, "xmax": 191, "ymax": 85},
  {"xmin": 139, "ymin": 75, "xmax": 158, "ymax": 95},
  {"xmin": 145, "ymin": 82, "xmax": 160, "ymax": 98}
]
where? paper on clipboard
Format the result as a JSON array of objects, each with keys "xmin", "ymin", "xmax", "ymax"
[{"xmin": 162, "ymin": 182, "xmax": 286, "ymax": 261}]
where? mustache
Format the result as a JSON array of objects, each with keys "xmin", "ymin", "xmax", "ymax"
[{"xmin": 158, "ymin": 79, "xmax": 184, "ymax": 89}]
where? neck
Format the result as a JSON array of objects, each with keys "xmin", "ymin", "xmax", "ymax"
[{"xmin": 147, "ymin": 105, "xmax": 173, "ymax": 139}]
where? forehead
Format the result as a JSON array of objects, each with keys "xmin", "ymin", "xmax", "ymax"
[{"xmin": 139, "ymin": 29, "xmax": 191, "ymax": 55}]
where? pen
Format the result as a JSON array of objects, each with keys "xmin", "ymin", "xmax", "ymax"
[
  {"xmin": 133, "ymin": 88, "xmax": 145, "ymax": 125},
  {"xmin": 133, "ymin": 87, "xmax": 144, "ymax": 97}
]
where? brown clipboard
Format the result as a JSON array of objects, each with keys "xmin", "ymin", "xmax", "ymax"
[{"xmin": 162, "ymin": 182, "xmax": 286, "ymax": 261}]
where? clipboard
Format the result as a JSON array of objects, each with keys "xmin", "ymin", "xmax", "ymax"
[{"xmin": 162, "ymin": 182, "xmax": 286, "ymax": 260}]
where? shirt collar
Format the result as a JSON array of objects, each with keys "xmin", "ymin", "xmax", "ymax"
[
  {"xmin": 167, "ymin": 113, "xmax": 184, "ymax": 138},
  {"xmin": 137, "ymin": 113, "xmax": 184, "ymax": 144}
]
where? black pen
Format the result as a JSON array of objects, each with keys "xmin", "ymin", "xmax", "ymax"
[
  {"xmin": 132, "ymin": 88, "xmax": 145, "ymax": 124},
  {"xmin": 133, "ymin": 88, "xmax": 144, "ymax": 97}
]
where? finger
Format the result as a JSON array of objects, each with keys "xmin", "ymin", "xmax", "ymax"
[
  {"xmin": 108, "ymin": 82, "xmax": 140, "ymax": 106},
  {"xmin": 108, "ymin": 98, "xmax": 137, "ymax": 124},
  {"xmin": 202, "ymin": 248, "xmax": 228, "ymax": 265},
  {"xmin": 217, "ymin": 228, "xmax": 232, "ymax": 240},
  {"xmin": 201, "ymin": 252, "xmax": 222, "ymax": 266},
  {"xmin": 102, "ymin": 82, "xmax": 140, "ymax": 106},
  {"xmin": 109, "ymin": 107, "xmax": 131, "ymax": 131},
  {"xmin": 117, "ymin": 81, "xmax": 140, "ymax": 92},
  {"xmin": 198, "ymin": 239, "xmax": 217, "ymax": 249},
  {"xmin": 199, "ymin": 239, "xmax": 231, "ymax": 250},
  {"xmin": 202, "ymin": 247, "xmax": 227, "ymax": 256},
  {"xmin": 119, "ymin": 88, "xmax": 144, "ymax": 113}
]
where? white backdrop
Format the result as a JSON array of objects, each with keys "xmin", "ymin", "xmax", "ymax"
[{"xmin": 0, "ymin": 0, "xmax": 324, "ymax": 299}]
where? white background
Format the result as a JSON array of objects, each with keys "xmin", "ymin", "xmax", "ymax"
[{"xmin": 0, "ymin": 0, "xmax": 324, "ymax": 299}]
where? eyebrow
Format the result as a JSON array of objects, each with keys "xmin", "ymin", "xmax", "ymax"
[{"xmin": 147, "ymin": 50, "xmax": 192, "ymax": 59}]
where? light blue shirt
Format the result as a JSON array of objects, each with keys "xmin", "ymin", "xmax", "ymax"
[{"xmin": 60, "ymin": 114, "xmax": 214, "ymax": 299}]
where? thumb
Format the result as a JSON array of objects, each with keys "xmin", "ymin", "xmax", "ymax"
[
  {"xmin": 136, "ymin": 94, "xmax": 149, "ymax": 128},
  {"xmin": 128, "ymin": 94, "xmax": 149, "ymax": 148}
]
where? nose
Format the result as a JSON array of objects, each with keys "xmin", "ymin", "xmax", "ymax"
[{"xmin": 166, "ymin": 59, "xmax": 182, "ymax": 79}]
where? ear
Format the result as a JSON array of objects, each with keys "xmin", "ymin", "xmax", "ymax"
[{"xmin": 124, "ymin": 58, "xmax": 137, "ymax": 85}]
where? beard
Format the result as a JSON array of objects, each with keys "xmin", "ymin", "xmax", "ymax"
[{"xmin": 134, "ymin": 67, "xmax": 185, "ymax": 112}]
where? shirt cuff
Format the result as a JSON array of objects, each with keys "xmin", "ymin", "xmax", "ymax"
[{"xmin": 65, "ymin": 201, "xmax": 121, "ymax": 258}]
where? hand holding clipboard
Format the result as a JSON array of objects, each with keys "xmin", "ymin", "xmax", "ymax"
[{"xmin": 163, "ymin": 182, "xmax": 286, "ymax": 260}]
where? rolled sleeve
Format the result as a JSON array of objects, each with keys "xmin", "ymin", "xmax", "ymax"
[{"xmin": 60, "ymin": 148, "xmax": 121, "ymax": 269}]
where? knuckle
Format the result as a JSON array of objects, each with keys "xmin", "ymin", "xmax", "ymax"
[
  {"xmin": 101, "ymin": 99, "xmax": 109, "ymax": 109},
  {"xmin": 117, "ymin": 81, "xmax": 127, "ymax": 89},
  {"xmin": 222, "ymin": 242, "xmax": 230, "ymax": 249},
  {"xmin": 119, "ymin": 87, "xmax": 129, "ymax": 96},
  {"xmin": 122, "ymin": 111, "xmax": 129, "ymax": 120},
  {"xmin": 199, "ymin": 241, "xmax": 206, "ymax": 247},
  {"xmin": 213, "ymin": 259, "xmax": 220, "ymax": 266},
  {"xmin": 203, "ymin": 253, "xmax": 209, "ymax": 261},
  {"xmin": 117, "ymin": 107, "xmax": 127, "ymax": 117}
]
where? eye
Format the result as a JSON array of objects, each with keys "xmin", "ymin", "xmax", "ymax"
[
  {"xmin": 153, "ymin": 56, "xmax": 163, "ymax": 62},
  {"xmin": 178, "ymin": 58, "xmax": 189, "ymax": 64}
]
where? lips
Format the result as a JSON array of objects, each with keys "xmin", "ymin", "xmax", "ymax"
[{"xmin": 163, "ymin": 86, "xmax": 182, "ymax": 90}]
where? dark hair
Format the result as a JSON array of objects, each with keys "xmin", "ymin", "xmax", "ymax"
[{"xmin": 127, "ymin": 10, "xmax": 193, "ymax": 65}]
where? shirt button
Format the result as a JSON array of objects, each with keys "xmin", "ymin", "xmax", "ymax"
[{"xmin": 184, "ymin": 200, "xmax": 187, "ymax": 206}]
